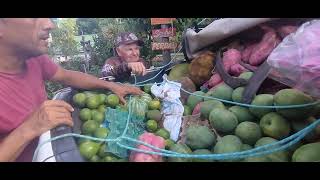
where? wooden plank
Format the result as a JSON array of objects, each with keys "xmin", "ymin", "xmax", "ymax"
[
  {"xmin": 151, "ymin": 42, "xmax": 177, "ymax": 50},
  {"xmin": 151, "ymin": 18, "xmax": 176, "ymax": 25},
  {"xmin": 152, "ymin": 28, "xmax": 176, "ymax": 38}
]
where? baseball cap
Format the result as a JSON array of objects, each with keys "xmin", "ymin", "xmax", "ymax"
[{"xmin": 115, "ymin": 32, "xmax": 144, "ymax": 47}]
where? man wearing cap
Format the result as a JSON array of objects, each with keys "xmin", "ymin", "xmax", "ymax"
[{"xmin": 101, "ymin": 32, "xmax": 148, "ymax": 82}]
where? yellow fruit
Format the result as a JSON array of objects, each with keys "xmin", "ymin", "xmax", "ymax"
[{"xmin": 148, "ymin": 100, "xmax": 161, "ymax": 110}]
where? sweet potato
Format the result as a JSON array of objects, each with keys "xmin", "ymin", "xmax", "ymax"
[
  {"xmin": 222, "ymin": 49, "xmax": 242, "ymax": 72},
  {"xmin": 249, "ymin": 25, "xmax": 281, "ymax": 66},
  {"xmin": 276, "ymin": 25, "xmax": 299, "ymax": 39},
  {"xmin": 241, "ymin": 42, "xmax": 257, "ymax": 63},
  {"xmin": 230, "ymin": 64, "xmax": 247, "ymax": 76}
]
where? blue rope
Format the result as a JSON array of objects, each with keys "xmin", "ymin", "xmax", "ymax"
[
  {"xmin": 32, "ymin": 92, "xmax": 320, "ymax": 161},
  {"xmin": 32, "ymin": 55, "xmax": 320, "ymax": 161},
  {"xmin": 129, "ymin": 67, "xmax": 319, "ymax": 109}
]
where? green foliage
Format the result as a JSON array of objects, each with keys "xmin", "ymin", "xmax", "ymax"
[
  {"xmin": 46, "ymin": 18, "xmax": 215, "ymax": 99},
  {"xmin": 76, "ymin": 18, "xmax": 99, "ymax": 35},
  {"xmin": 49, "ymin": 18, "xmax": 79, "ymax": 58}
]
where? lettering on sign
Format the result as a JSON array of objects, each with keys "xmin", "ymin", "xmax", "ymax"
[
  {"xmin": 152, "ymin": 42, "xmax": 177, "ymax": 50},
  {"xmin": 152, "ymin": 28, "xmax": 176, "ymax": 38}
]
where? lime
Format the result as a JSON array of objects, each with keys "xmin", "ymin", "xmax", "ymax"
[
  {"xmin": 143, "ymin": 84, "xmax": 152, "ymax": 94},
  {"xmin": 183, "ymin": 105, "xmax": 192, "ymax": 116},
  {"xmin": 89, "ymin": 155, "xmax": 101, "ymax": 162},
  {"xmin": 98, "ymin": 94, "xmax": 108, "ymax": 105},
  {"xmin": 98, "ymin": 104, "xmax": 106, "ymax": 113},
  {"xmin": 103, "ymin": 156, "xmax": 118, "ymax": 162},
  {"xmin": 86, "ymin": 95, "xmax": 101, "ymax": 109},
  {"xmin": 106, "ymin": 94, "xmax": 120, "ymax": 108},
  {"xmin": 79, "ymin": 141, "xmax": 100, "ymax": 160},
  {"xmin": 146, "ymin": 120, "xmax": 158, "ymax": 132},
  {"xmin": 79, "ymin": 108, "xmax": 92, "ymax": 122},
  {"xmin": 98, "ymin": 143, "xmax": 108, "ymax": 158},
  {"xmin": 148, "ymin": 100, "xmax": 161, "ymax": 110},
  {"xmin": 77, "ymin": 138, "xmax": 90, "ymax": 145},
  {"xmin": 92, "ymin": 111, "xmax": 105, "ymax": 124},
  {"xmin": 73, "ymin": 93, "xmax": 87, "ymax": 108},
  {"xmin": 165, "ymin": 139, "xmax": 175, "ymax": 149},
  {"xmin": 82, "ymin": 120, "xmax": 99, "ymax": 135},
  {"xmin": 94, "ymin": 127, "xmax": 109, "ymax": 139},
  {"xmin": 91, "ymin": 109, "xmax": 99, "ymax": 116},
  {"xmin": 155, "ymin": 128, "xmax": 170, "ymax": 140}
]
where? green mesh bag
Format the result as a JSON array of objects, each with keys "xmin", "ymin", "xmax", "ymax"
[{"xmin": 104, "ymin": 107, "xmax": 146, "ymax": 158}]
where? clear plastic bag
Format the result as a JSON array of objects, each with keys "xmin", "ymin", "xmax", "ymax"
[{"xmin": 267, "ymin": 19, "xmax": 320, "ymax": 98}]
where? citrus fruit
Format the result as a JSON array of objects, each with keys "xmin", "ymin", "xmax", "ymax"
[
  {"xmin": 165, "ymin": 139, "xmax": 175, "ymax": 149},
  {"xmin": 106, "ymin": 94, "xmax": 120, "ymax": 108},
  {"xmin": 73, "ymin": 93, "xmax": 87, "ymax": 108},
  {"xmin": 79, "ymin": 108, "xmax": 92, "ymax": 122},
  {"xmin": 89, "ymin": 155, "xmax": 101, "ymax": 162},
  {"xmin": 155, "ymin": 128, "xmax": 170, "ymax": 139},
  {"xmin": 86, "ymin": 95, "xmax": 101, "ymax": 109},
  {"xmin": 92, "ymin": 111, "xmax": 105, "ymax": 124},
  {"xmin": 183, "ymin": 105, "xmax": 192, "ymax": 116},
  {"xmin": 146, "ymin": 120, "xmax": 158, "ymax": 132},
  {"xmin": 97, "ymin": 94, "xmax": 107, "ymax": 104},
  {"xmin": 98, "ymin": 104, "xmax": 106, "ymax": 113},
  {"xmin": 82, "ymin": 120, "xmax": 99, "ymax": 135},
  {"xmin": 148, "ymin": 100, "xmax": 161, "ymax": 110},
  {"xmin": 143, "ymin": 84, "xmax": 152, "ymax": 94},
  {"xmin": 79, "ymin": 141, "xmax": 100, "ymax": 160},
  {"xmin": 94, "ymin": 127, "xmax": 109, "ymax": 139}
]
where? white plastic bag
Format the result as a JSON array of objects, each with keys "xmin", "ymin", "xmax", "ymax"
[
  {"xmin": 267, "ymin": 19, "xmax": 320, "ymax": 98},
  {"xmin": 151, "ymin": 74, "xmax": 184, "ymax": 141}
]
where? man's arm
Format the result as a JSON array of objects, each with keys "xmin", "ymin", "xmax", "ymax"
[
  {"xmin": 101, "ymin": 62, "xmax": 131, "ymax": 81},
  {"xmin": 0, "ymin": 100, "xmax": 74, "ymax": 162},
  {"xmin": 0, "ymin": 124, "xmax": 35, "ymax": 161},
  {"xmin": 51, "ymin": 66, "xmax": 142, "ymax": 104}
]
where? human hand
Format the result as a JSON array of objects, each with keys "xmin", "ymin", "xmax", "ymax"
[
  {"xmin": 110, "ymin": 83, "xmax": 143, "ymax": 104},
  {"xmin": 25, "ymin": 100, "xmax": 74, "ymax": 137},
  {"xmin": 128, "ymin": 62, "xmax": 147, "ymax": 76}
]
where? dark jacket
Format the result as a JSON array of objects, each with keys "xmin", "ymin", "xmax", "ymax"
[{"xmin": 101, "ymin": 56, "xmax": 146, "ymax": 82}]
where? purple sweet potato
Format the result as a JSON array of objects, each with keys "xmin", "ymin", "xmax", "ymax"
[
  {"xmin": 241, "ymin": 42, "xmax": 257, "ymax": 63},
  {"xmin": 230, "ymin": 64, "xmax": 247, "ymax": 77},
  {"xmin": 207, "ymin": 73, "xmax": 223, "ymax": 89},
  {"xmin": 222, "ymin": 49, "xmax": 242, "ymax": 72},
  {"xmin": 248, "ymin": 25, "xmax": 281, "ymax": 66}
]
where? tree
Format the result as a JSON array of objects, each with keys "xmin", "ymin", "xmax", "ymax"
[
  {"xmin": 49, "ymin": 18, "xmax": 79, "ymax": 59},
  {"xmin": 76, "ymin": 18, "xmax": 99, "ymax": 35}
]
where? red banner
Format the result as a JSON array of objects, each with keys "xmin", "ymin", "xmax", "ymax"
[{"xmin": 151, "ymin": 18, "xmax": 176, "ymax": 25}]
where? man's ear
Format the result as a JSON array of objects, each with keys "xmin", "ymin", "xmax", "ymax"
[{"xmin": 115, "ymin": 47, "xmax": 121, "ymax": 56}]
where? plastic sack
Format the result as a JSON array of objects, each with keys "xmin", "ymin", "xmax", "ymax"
[
  {"xmin": 151, "ymin": 74, "xmax": 184, "ymax": 141},
  {"xmin": 267, "ymin": 19, "xmax": 320, "ymax": 98}
]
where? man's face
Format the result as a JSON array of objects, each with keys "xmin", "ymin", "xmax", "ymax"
[
  {"xmin": 0, "ymin": 18, "xmax": 55, "ymax": 59},
  {"xmin": 116, "ymin": 43, "xmax": 141, "ymax": 63}
]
